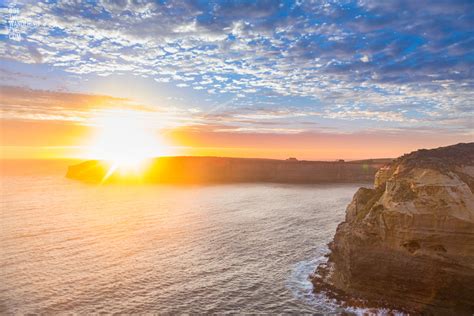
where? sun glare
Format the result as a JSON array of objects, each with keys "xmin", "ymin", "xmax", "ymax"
[{"xmin": 86, "ymin": 110, "xmax": 168, "ymax": 171}]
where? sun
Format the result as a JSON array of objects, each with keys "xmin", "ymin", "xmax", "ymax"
[{"xmin": 85, "ymin": 110, "xmax": 168, "ymax": 171}]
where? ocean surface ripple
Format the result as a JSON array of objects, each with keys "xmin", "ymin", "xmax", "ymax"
[{"xmin": 1, "ymin": 175, "xmax": 360, "ymax": 314}]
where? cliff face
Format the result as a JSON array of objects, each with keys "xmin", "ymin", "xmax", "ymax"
[
  {"xmin": 66, "ymin": 157, "xmax": 385, "ymax": 184},
  {"xmin": 313, "ymin": 143, "xmax": 474, "ymax": 314}
]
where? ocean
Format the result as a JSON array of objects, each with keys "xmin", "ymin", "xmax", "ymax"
[{"xmin": 1, "ymin": 165, "xmax": 363, "ymax": 314}]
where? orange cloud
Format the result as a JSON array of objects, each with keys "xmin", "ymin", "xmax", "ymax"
[
  {"xmin": 168, "ymin": 125, "xmax": 473, "ymax": 160},
  {"xmin": 1, "ymin": 86, "xmax": 472, "ymax": 160},
  {"xmin": 0, "ymin": 85, "xmax": 154, "ymax": 123}
]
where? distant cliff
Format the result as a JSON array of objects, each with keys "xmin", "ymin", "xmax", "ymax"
[
  {"xmin": 66, "ymin": 156, "xmax": 388, "ymax": 184},
  {"xmin": 312, "ymin": 143, "xmax": 474, "ymax": 314}
]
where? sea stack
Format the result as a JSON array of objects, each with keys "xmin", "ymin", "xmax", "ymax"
[{"xmin": 312, "ymin": 143, "xmax": 474, "ymax": 314}]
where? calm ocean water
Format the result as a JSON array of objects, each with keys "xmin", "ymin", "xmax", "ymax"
[{"xmin": 0, "ymin": 172, "xmax": 364, "ymax": 314}]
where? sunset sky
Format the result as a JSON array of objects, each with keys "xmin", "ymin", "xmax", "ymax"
[{"xmin": 1, "ymin": 0, "xmax": 473, "ymax": 160}]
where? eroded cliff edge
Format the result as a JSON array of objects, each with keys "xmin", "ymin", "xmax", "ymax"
[
  {"xmin": 66, "ymin": 157, "xmax": 387, "ymax": 184},
  {"xmin": 312, "ymin": 143, "xmax": 474, "ymax": 314}
]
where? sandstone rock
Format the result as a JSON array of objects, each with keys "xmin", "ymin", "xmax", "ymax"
[
  {"xmin": 66, "ymin": 156, "xmax": 384, "ymax": 184},
  {"xmin": 312, "ymin": 143, "xmax": 474, "ymax": 315}
]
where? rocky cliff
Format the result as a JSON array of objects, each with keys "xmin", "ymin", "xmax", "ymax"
[
  {"xmin": 66, "ymin": 156, "xmax": 387, "ymax": 184},
  {"xmin": 312, "ymin": 143, "xmax": 474, "ymax": 314}
]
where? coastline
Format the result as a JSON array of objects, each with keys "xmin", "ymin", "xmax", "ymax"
[
  {"xmin": 310, "ymin": 143, "xmax": 474, "ymax": 314},
  {"xmin": 65, "ymin": 156, "xmax": 389, "ymax": 185}
]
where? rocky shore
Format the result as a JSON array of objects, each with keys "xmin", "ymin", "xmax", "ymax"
[{"xmin": 312, "ymin": 143, "xmax": 474, "ymax": 314}]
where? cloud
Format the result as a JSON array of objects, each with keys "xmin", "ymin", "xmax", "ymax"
[
  {"xmin": 360, "ymin": 55, "xmax": 369, "ymax": 63},
  {"xmin": 0, "ymin": 85, "xmax": 147, "ymax": 122},
  {"xmin": 167, "ymin": 123, "xmax": 473, "ymax": 160},
  {"xmin": 27, "ymin": 45, "xmax": 43, "ymax": 63},
  {"xmin": 0, "ymin": 0, "xmax": 472, "ymax": 133},
  {"xmin": 1, "ymin": 85, "xmax": 471, "ymax": 160}
]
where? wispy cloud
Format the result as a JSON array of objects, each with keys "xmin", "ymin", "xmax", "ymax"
[{"xmin": 0, "ymin": 0, "xmax": 472, "ymax": 134}]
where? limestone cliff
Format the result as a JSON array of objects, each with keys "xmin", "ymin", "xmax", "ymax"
[
  {"xmin": 66, "ymin": 156, "xmax": 386, "ymax": 184},
  {"xmin": 312, "ymin": 143, "xmax": 474, "ymax": 314}
]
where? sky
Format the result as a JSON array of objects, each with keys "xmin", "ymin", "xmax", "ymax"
[{"xmin": 0, "ymin": 0, "xmax": 473, "ymax": 160}]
